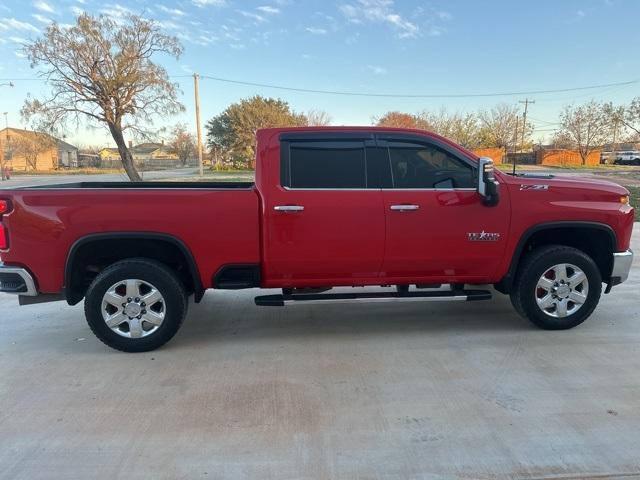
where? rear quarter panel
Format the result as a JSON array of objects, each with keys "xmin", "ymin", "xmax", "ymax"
[{"xmin": 0, "ymin": 188, "xmax": 260, "ymax": 293}]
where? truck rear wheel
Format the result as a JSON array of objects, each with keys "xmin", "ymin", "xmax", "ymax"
[
  {"xmin": 84, "ymin": 258, "xmax": 188, "ymax": 352},
  {"xmin": 510, "ymin": 245, "xmax": 602, "ymax": 330}
]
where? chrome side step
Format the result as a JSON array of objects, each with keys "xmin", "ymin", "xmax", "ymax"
[{"xmin": 254, "ymin": 289, "xmax": 492, "ymax": 307}]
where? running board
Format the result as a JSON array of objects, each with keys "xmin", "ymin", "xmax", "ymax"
[{"xmin": 254, "ymin": 289, "xmax": 492, "ymax": 307}]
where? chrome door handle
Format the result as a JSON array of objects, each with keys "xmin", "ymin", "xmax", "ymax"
[
  {"xmin": 274, "ymin": 205, "xmax": 305, "ymax": 212},
  {"xmin": 390, "ymin": 204, "xmax": 419, "ymax": 211}
]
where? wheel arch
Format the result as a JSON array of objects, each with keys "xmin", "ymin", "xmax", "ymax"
[
  {"xmin": 64, "ymin": 232, "xmax": 204, "ymax": 305},
  {"xmin": 496, "ymin": 221, "xmax": 617, "ymax": 294}
]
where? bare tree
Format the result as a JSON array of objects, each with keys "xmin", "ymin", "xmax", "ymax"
[
  {"xmin": 21, "ymin": 13, "xmax": 184, "ymax": 181},
  {"xmin": 169, "ymin": 124, "xmax": 196, "ymax": 166},
  {"xmin": 604, "ymin": 98, "xmax": 640, "ymax": 139},
  {"xmin": 478, "ymin": 104, "xmax": 532, "ymax": 151},
  {"xmin": 306, "ymin": 110, "xmax": 332, "ymax": 126},
  {"xmin": 11, "ymin": 132, "xmax": 56, "ymax": 171},
  {"xmin": 550, "ymin": 131, "xmax": 576, "ymax": 149},
  {"xmin": 558, "ymin": 101, "xmax": 611, "ymax": 165},
  {"xmin": 421, "ymin": 109, "xmax": 482, "ymax": 149}
]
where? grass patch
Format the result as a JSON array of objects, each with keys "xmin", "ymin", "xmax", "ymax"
[
  {"xmin": 152, "ymin": 170, "xmax": 255, "ymax": 183},
  {"xmin": 11, "ymin": 168, "xmax": 125, "ymax": 176}
]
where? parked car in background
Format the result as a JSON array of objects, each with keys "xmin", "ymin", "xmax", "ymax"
[
  {"xmin": 613, "ymin": 150, "xmax": 640, "ymax": 165},
  {"xmin": 0, "ymin": 127, "xmax": 635, "ymax": 352}
]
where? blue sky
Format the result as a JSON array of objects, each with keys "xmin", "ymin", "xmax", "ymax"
[{"xmin": 0, "ymin": 0, "xmax": 639, "ymax": 146}]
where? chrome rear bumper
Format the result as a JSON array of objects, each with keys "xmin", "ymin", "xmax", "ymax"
[
  {"xmin": 611, "ymin": 250, "xmax": 634, "ymax": 286},
  {"xmin": 0, "ymin": 263, "xmax": 38, "ymax": 296}
]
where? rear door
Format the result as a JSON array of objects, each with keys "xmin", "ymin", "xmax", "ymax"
[
  {"xmin": 262, "ymin": 133, "xmax": 386, "ymax": 286},
  {"xmin": 379, "ymin": 134, "xmax": 510, "ymax": 282}
]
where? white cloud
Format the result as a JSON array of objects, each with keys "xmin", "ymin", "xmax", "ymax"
[
  {"xmin": 238, "ymin": 10, "xmax": 266, "ymax": 23},
  {"xmin": 306, "ymin": 26, "xmax": 327, "ymax": 35},
  {"xmin": 0, "ymin": 17, "xmax": 40, "ymax": 33},
  {"xmin": 70, "ymin": 5, "xmax": 84, "ymax": 16},
  {"xmin": 158, "ymin": 5, "xmax": 187, "ymax": 16},
  {"xmin": 367, "ymin": 64, "xmax": 387, "ymax": 75},
  {"xmin": 339, "ymin": 0, "xmax": 449, "ymax": 39},
  {"xmin": 257, "ymin": 5, "xmax": 279, "ymax": 14},
  {"xmin": 32, "ymin": 13, "xmax": 52, "ymax": 23},
  {"xmin": 156, "ymin": 19, "xmax": 179, "ymax": 30},
  {"xmin": 33, "ymin": 0, "xmax": 56, "ymax": 14},
  {"xmin": 9, "ymin": 36, "xmax": 27, "ymax": 43},
  {"xmin": 192, "ymin": 0, "xmax": 225, "ymax": 7},
  {"xmin": 99, "ymin": 4, "xmax": 133, "ymax": 21}
]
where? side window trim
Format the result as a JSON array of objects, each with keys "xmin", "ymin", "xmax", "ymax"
[{"xmin": 375, "ymin": 134, "xmax": 477, "ymax": 190}]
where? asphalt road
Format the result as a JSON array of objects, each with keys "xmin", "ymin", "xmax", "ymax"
[
  {"xmin": 0, "ymin": 228, "xmax": 639, "ymax": 479},
  {"xmin": 0, "ymin": 167, "xmax": 200, "ymax": 188}
]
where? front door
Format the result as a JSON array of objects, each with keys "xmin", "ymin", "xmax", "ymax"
[
  {"xmin": 262, "ymin": 134, "xmax": 386, "ymax": 286},
  {"xmin": 379, "ymin": 136, "xmax": 510, "ymax": 283}
]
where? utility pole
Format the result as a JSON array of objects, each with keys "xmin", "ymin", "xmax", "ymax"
[
  {"xmin": 512, "ymin": 115, "xmax": 519, "ymax": 175},
  {"xmin": 193, "ymin": 73, "xmax": 204, "ymax": 177},
  {"xmin": 0, "ymin": 82, "xmax": 13, "ymax": 181},
  {"xmin": 611, "ymin": 118, "xmax": 619, "ymax": 165},
  {"xmin": 1, "ymin": 112, "xmax": 8, "ymax": 181},
  {"xmin": 519, "ymin": 98, "xmax": 535, "ymax": 154}
]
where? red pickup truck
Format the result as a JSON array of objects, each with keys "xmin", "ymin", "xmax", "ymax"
[{"xmin": 0, "ymin": 127, "xmax": 634, "ymax": 352}]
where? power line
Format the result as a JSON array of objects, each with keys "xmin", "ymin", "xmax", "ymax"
[
  {"xmin": 2, "ymin": 74, "xmax": 639, "ymax": 99},
  {"xmin": 197, "ymin": 75, "xmax": 640, "ymax": 99}
]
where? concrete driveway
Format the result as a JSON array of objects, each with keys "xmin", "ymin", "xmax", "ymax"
[{"xmin": 1, "ymin": 228, "xmax": 639, "ymax": 479}]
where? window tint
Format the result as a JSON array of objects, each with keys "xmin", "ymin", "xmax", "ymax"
[
  {"xmin": 287, "ymin": 141, "xmax": 366, "ymax": 189},
  {"xmin": 388, "ymin": 142, "xmax": 475, "ymax": 189}
]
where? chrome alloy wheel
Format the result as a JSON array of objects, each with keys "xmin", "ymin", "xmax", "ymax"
[
  {"xmin": 535, "ymin": 263, "xmax": 589, "ymax": 318},
  {"xmin": 101, "ymin": 279, "xmax": 166, "ymax": 338}
]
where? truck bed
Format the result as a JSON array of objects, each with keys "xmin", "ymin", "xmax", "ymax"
[{"xmin": 0, "ymin": 185, "xmax": 261, "ymax": 294}]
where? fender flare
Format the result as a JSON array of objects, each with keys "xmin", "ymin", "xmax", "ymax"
[
  {"xmin": 64, "ymin": 232, "xmax": 204, "ymax": 305},
  {"xmin": 497, "ymin": 221, "xmax": 617, "ymax": 293}
]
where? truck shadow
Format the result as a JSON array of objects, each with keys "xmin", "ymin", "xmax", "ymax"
[{"xmin": 171, "ymin": 288, "xmax": 533, "ymax": 349}]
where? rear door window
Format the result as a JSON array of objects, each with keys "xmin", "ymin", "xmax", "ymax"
[{"xmin": 283, "ymin": 140, "xmax": 367, "ymax": 189}]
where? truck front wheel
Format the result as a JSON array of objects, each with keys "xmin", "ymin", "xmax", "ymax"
[
  {"xmin": 510, "ymin": 246, "xmax": 602, "ymax": 330},
  {"xmin": 84, "ymin": 258, "xmax": 188, "ymax": 352}
]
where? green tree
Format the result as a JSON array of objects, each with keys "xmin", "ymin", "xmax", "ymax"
[{"xmin": 206, "ymin": 96, "xmax": 306, "ymax": 168}]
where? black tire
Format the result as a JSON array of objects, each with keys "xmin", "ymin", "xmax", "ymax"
[
  {"xmin": 84, "ymin": 258, "xmax": 188, "ymax": 352},
  {"xmin": 510, "ymin": 245, "xmax": 602, "ymax": 330}
]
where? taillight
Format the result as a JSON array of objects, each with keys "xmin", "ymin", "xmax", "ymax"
[
  {"xmin": 0, "ymin": 224, "xmax": 7, "ymax": 250},
  {"xmin": 0, "ymin": 199, "xmax": 10, "ymax": 216}
]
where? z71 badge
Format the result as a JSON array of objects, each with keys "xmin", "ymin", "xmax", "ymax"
[
  {"xmin": 520, "ymin": 184, "xmax": 549, "ymax": 191},
  {"xmin": 468, "ymin": 231, "xmax": 501, "ymax": 242}
]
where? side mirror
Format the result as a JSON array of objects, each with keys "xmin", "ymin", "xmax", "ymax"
[{"xmin": 477, "ymin": 157, "xmax": 500, "ymax": 206}]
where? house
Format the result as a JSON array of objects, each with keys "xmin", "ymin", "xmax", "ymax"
[
  {"xmin": 0, "ymin": 128, "xmax": 78, "ymax": 171},
  {"xmin": 98, "ymin": 141, "xmax": 179, "ymax": 168},
  {"xmin": 130, "ymin": 142, "xmax": 178, "ymax": 162}
]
